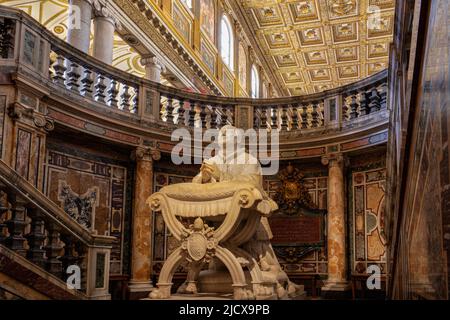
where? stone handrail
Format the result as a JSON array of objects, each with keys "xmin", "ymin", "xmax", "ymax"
[
  {"xmin": 0, "ymin": 6, "xmax": 388, "ymax": 134},
  {"xmin": 0, "ymin": 160, "xmax": 115, "ymax": 299}
]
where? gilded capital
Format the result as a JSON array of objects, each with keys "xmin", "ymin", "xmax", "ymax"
[{"xmin": 133, "ymin": 146, "xmax": 161, "ymax": 162}]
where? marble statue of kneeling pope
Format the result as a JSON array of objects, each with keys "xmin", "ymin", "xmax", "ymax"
[{"xmin": 149, "ymin": 125, "xmax": 304, "ymax": 299}]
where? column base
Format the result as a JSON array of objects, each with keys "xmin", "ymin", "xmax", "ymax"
[
  {"xmin": 128, "ymin": 281, "xmax": 153, "ymax": 300},
  {"xmin": 87, "ymin": 293, "xmax": 112, "ymax": 300},
  {"xmin": 321, "ymin": 281, "xmax": 351, "ymax": 299}
]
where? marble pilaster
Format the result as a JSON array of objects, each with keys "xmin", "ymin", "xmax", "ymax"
[
  {"xmin": 321, "ymin": 153, "xmax": 350, "ymax": 294},
  {"xmin": 128, "ymin": 146, "xmax": 161, "ymax": 297}
]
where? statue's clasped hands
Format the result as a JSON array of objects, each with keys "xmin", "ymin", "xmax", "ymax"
[{"xmin": 200, "ymin": 162, "xmax": 220, "ymax": 183}]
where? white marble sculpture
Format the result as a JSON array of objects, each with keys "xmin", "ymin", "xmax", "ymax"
[{"xmin": 148, "ymin": 126, "xmax": 304, "ymax": 299}]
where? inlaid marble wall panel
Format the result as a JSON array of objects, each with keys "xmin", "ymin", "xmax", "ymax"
[
  {"xmin": 265, "ymin": 174, "xmax": 328, "ymax": 275},
  {"xmin": 43, "ymin": 147, "xmax": 128, "ymax": 275},
  {"xmin": 152, "ymin": 171, "xmax": 195, "ymax": 275},
  {"xmin": 15, "ymin": 129, "xmax": 32, "ymax": 180},
  {"xmin": 351, "ymin": 168, "xmax": 386, "ymax": 275}
]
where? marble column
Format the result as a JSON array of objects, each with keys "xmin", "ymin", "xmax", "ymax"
[
  {"xmin": 92, "ymin": 16, "xmax": 114, "ymax": 64},
  {"xmin": 66, "ymin": 0, "xmax": 92, "ymax": 53},
  {"xmin": 129, "ymin": 147, "xmax": 161, "ymax": 298},
  {"xmin": 92, "ymin": 3, "xmax": 120, "ymax": 65},
  {"xmin": 321, "ymin": 153, "xmax": 350, "ymax": 294},
  {"xmin": 141, "ymin": 56, "xmax": 164, "ymax": 82}
]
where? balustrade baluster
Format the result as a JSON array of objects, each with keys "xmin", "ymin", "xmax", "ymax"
[
  {"xmin": 131, "ymin": 86, "xmax": 138, "ymax": 113},
  {"xmin": 311, "ymin": 102, "xmax": 319, "ymax": 128},
  {"xmin": 66, "ymin": 62, "xmax": 81, "ymax": 92},
  {"xmin": 200, "ymin": 103, "xmax": 207, "ymax": 129},
  {"xmin": 80, "ymin": 68, "xmax": 94, "ymax": 98},
  {"xmin": 107, "ymin": 79, "xmax": 119, "ymax": 108},
  {"xmin": 166, "ymin": 96, "xmax": 174, "ymax": 124},
  {"xmin": 44, "ymin": 228, "xmax": 63, "ymax": 278},
  {"xmin": 94, "ymin": 74, "xmax": 107, "ymax": 103},
  {"xmin": 349, "ymin": 94, "xmax": 359, "ymax": 119},
  {"xmin": 75, "ymin": 243, "xmax": 88, "ymax": 291},
  {"xmin": 5, "ymin": 197, "xmax": 27, "ymax": 257},
  {"xmin": 319, "ymin": 102, "xmax": 325, "ymax": 127},
  {"xmin": 177, "ymin": 98, "xmax": 186, "ymax": 126},
  {"xmin": 226, "ymin": 107, "xmax": 234, "ymax": 126},
  {"xmin": 52, "ymin": 54, "xmax": 67, "ymax": 86},
  {"xmin": 379, "ymin": 83, "xmax": 387, "ymax": 109},
  {"xmin": 0, "ymin": 18, "xmax": 14, "ymax": 59},
  {"xmin": 270, "ymin": 107, "xmax": 278, "ymax": 131},
  {"xmin": 342, "ymin": 95, "xmax": 349, "ymax": 121},
  {"xmin": 120, "ymin": 84, "xmax": 131, "ymax": 112},
  {"xmin": 281, "ymin": 105, "xmax": 288, "ymax": 131},
  {"xmin": 25, "ymin": 210, "xmax": 46, "ymax": 268},
  {"xmin": 260, "ymin": 107, "xmax": 268, "ymax": 130},
  {"xmin": 189, "ymin": 101, "xmax": 196, "ymax": 127},
  {"xmin": 301, "ymin": 105, "xmax": 309, "ymax": 129},
  {"xmin": 253, "ymin": 107, "xmax": 261, "ymax": 130},
  {"xmin": 210, "ymin": 105, "xmax": 218, "ymax": 129},
  {"xmin": 368, "ymin": 87, "xmax": 381, "ymax": 112},
  {"xmin": 291, "ymin": 104, "xmax": 300, "ymax": 129},
  {"xmin": 60, "ymin": 236, "xmax": 81, "ymax": 281},
  {"xmin": 220, "ymin": 106, "xmax": 228, "ymax": 127},
  {"xmin": 359, "ymin": 91, "xmax": 368, "ymax": 115}
]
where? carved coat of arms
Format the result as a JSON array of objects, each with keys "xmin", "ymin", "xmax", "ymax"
[
  {"xmin": 275, "ymin": 163, "xmax": 316, "ymax": 215},
  {"xmin": 58, "ymin": 182, "xmax": 98, "ymax": 229}
]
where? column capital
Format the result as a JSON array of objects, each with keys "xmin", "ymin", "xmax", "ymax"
[
  {"xmin": 91, "ymin": 0, "xmax": 122, "ymax": 30},
  {"xmin": 321, "ymin": 152, "xmax": 345, "ymax": 167},
  {"xmin": 132, "ymin": 146, "xmax": 161, "ymax": 162},
  {"xmin": 140, "ymin": 55, "xmax": 165, "ymax": 71}
]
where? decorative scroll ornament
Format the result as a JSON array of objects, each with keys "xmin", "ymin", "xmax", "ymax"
[
  {"xmin": 132, "ymin": 146, "xmax": 161, "ymax": 162},
  {"xmin": 275, "ymin": 163, "xmax": 316, "ymax": 215},
  {"xmin": 7, "ymin": 103, "xmax": 54, "ymax": 132},
  {"xmin": 181, "ymin": 217, "xmax": 217, "ymax": 263}
]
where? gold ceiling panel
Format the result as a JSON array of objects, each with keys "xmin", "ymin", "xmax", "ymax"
[{"xmin": 240, "ymin": 0, "xmax": 395, "ymax": 95}]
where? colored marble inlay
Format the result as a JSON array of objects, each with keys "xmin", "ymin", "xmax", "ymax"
[{"xmin": 15, "ymin": 129, "xmax": 32, "ymax": 180}]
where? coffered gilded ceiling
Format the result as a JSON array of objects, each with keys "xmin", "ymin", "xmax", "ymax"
[{"xmin": 238, "ymin": 0, "xmax": 394, "ymax": 95}]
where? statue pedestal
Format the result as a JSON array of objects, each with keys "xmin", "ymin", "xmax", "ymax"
[{"xmin": 147, "ymin": 182, "xmax": 303, "ymax": 300}]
